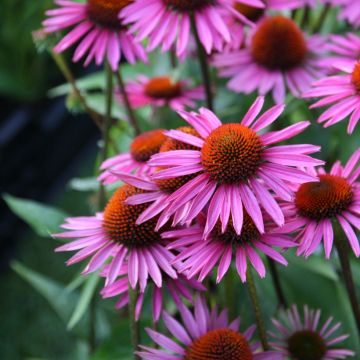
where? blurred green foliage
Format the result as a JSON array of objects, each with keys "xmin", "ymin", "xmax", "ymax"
[{"xmin": 0, "ymin": 0, "xmax": 55, "ymax": 101}]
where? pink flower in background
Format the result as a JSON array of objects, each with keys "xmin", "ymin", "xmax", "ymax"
[
  {"xmin": 98, "ymin": 129, "xmax": 166, "ymax": 185},
  {"xmin": 54, "ymin": 185, "xmax": 177, "ymax": 290},
  {"xmin": 321, "ymin": 33, "xmax": 360, "ymax": 70},
  {"xmin": 304, "ymin": 61, "xmax": 360, "ymax": 134},
  {"xmin": 326, "ymin": 0, "xmax": 360, "ymax": 28},
  {"xmin": 213, "ymin": 15, "xmax": 326, "ymax": 103},
  {"xmin": 120, "ymin": 0, "xmax": 264, "ymax": 57},
  {"xmin": 270, "ymin": 305, "xmax": 355, "ymax": 359},
  {"xmin": 164, "ymin": 212, "xmax": 297, "ymax": 283},
  {"xmin": 43, "ymin": 0, "xmax": 147, "ymax": 70},
  {"xmin": 147, "ymin": 97, "xmax": 323, "ymax": 237},
  {"xmin": 101, "ymin": 262, "xmax": 205, "ymax": 322},
  {"xmin": 115, "ymin": 75, "xmax": 205, "ymax": 111},
  {"xmin": 287, "ymin": 150, "xmax": 360, "ymax": 258},
  {"xmin": 138, "ymin": 296, "xmax": 282, "ymax": 359}
]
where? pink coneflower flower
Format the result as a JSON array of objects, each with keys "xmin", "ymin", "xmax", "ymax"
[
  {"xmin": 213, "ymin": 15, "xmax": 326, "ymax": 104},
  {"xmin": 120, "ymin": 0, "xmax": 264, "ymax": 57},
  {"xmin": 321, "ymin": 33, "xmax": 360, "ymax": 70},
  {"xmin": 98, "ymin": 129, "xmax": 166, "ymax": 185},
  {"xmin": 112, "ymin": 126, "xmax": 204, "ymax": 229},
  {"xmin": 138, "ymin": 296, "xmax": 281, "ymax": 359},
  {"xmin": 101, "ymin": 262, "xmax": 205, "ymax": 322},
  {"xmin": 269, "ymin": 305, "xmax": 355, "ymax": 359},
  {"xmin": 146, "ymin": 97, "xmax": 323, "ymax": 237},
  {"xmin": 43, "ymin": 0, "xmax": 147, "ymax": 71},
  {"xmin": 304, "ymin": 61, "xmax": 360, "ymax": 134},
  {"xmin": 164, "ymin": 211, "xmax": 297, "ymax": 283},
  {"xmin": 326, "ymin": 0, "xmax": 360, "ymax": 29},
  {"xmin": 287, "ymin": 151, "xmax": 360, "ymax": 258},
  {"xmin": 54, "ymin": 184, "xmax": 177, "ymax": 290},
  {"xmin": 115, "ymin": 75, "xmax": 205, "ymax": 111}
]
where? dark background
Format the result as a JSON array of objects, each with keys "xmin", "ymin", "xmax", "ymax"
[{"xmin": 0, "ymin": 1, "xmax": 100, "ymax": 358}]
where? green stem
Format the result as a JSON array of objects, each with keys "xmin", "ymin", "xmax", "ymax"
[
  {"xmin": 116, "ymin": 69, "xmax": 141, "ymax": 135},
  {"xmin": 51, "ymin": 51, "xmax": 103, "ymax": 130},
  {"xmin": 129, "ymin": 286, "xmax": 140, "ymax": 360},
  {"xmin": 335, "ymin": 237, "xmax": 360, "ymax": 335},
  {"xmin": 224, "ymin": 267, "xmax": 236, "ymax": 319},
  {"xmin": 190, "ymin": 13, "xmax": 214, "ymax": 111},
  {"xmin": 247, "ymin": 269, "xmax": 270, "ymax": 350},
  {"xmin": 301, "ymin": 6, "xmax": 310, "ymax": 29},
  {"xmin": 170, "ymin": 47, "xmax": 177, "ymax": 69},
  {"xmin": 268, "ymin": 258, "xmax": 287, "ymax": 309}
]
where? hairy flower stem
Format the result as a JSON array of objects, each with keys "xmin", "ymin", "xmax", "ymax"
[
  {"xmin": 335, "ymin": 237, "xmax": 360, "ymax": 335},
  {"xmin": 116, "ymin": 69, "xmax": 141, "ymax": 135},
  {"xmin": 268, "ymin": 258, "xmax": 287, "ymax": 309},
  {"xmin": 129, "ymin": 286, "xmax": 141, "ymax": 360},
  {"xmin": 190, "ymin": 14, "xmax": 214, "ymax": 111},
  {"xmin": 51, "ymin": 51, "xmax": 103, "ymax": 130},
  {"xmin": 247, "ymin": 269, "xmax": 270, "ymax": 350}
]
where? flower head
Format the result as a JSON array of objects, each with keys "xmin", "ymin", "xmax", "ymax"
[
  {"xmin": 98, "ymin": 129, "xmax": 167, "ymax": 185},
  {"xmin": 43, "ymin": 0, "xmax": 147, "ymax": 70},
  {"xmin": 115, "ymin": 75, "xmax": 205, "ymax": 111},
  {"xmin": 270, "ymin": 305, "xmax": 355, "ymax": 359},
  {"xmin": 304, "ymin": 60, "xmax": 360, "ymax": 134},
  {"xmin": 164, "ymin": 211, "xmax": 298, "ymax": 283},
  {"xmin": 138, "ymin": 296, "xmax": 281, "ymax": 359},
  {"xmin": 213, "ymin": 15, "xmax": 326, "ymax": 103},
  {"xmin": 145, "ymin": 97, "xmax": 322, "ymax": 237},
  {"xmin": 101, "ymin": 262, "xmax": 205, "ymax": 322},
  {"xmin": 54, "ymin": 184, "xmax": 177, "ymax": 290},
  {"xmin": 287, "ymin": 150, "xmax": 360, "ymax": 258},
  {"xmin": 120, "ymin": 0, "xmax": 264, "ymax": 57}
]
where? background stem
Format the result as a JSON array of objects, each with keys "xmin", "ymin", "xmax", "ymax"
[
  {"xmin": 115, "ymin": 69, "xmax": 141, "ymax": 135},
  {"xmin": 335, "ymin": 237, "xmax": 360, "ymax": 335},
  {"xmin": 247, "ymin": 269, "xmax": 270, "ymax": 350},
  {"xmin": 268, "ymin": 258, "xmax": 287, "ymax": 309},
  {"xmin": 190, "ymin": 14, "xmax": 214, "ymax": 111}
]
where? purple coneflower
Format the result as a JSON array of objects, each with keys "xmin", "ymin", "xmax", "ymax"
[
  {"xmin": 115, "ymin": 75, "xmax": 205, "ymax": 111},
  {"xmin": 213, "ymin": 15, "xmax": 326, "ymax": 103},
  {"xmin": 270, "ymin": 305, "xmax": 355, "ymax": 359},
  {"xmin": 54, "ymin": 184, "xmax": 177, "ymax": 290},
  {"xmin": 101, "ymin": 262, "xmax": 205, "ymax": 322},
  {"xmin": 146, "ymin": 97, "xmax": 323, "ymax": 237},
  {"xmin": 164, "ymin": 212, "xmax": 298, "ymax": 283},
  {"xmin": 138, "ymin": 296, "xmax": 282, "ymax": 359},
  {"xmin": 120, "ymin": 0, "xmax": 264, "ymax": 57},
  {"xmin": 98, "ymin": 129, "xmax": 166, "ymax": 185},
  {"xmin": 304, "ymin": 60, "xmax": 360, "ymax": 134},
  {"xmin": 286, "ymin": 151, "xmax": 360, "ymax": 258},
  {"xmin": 326, "ymin": 0, "xmax": 360, "ymax": 29},
  {"xmin": 43, "ymin": 0, "xmax": 147, "ymax": 70}
]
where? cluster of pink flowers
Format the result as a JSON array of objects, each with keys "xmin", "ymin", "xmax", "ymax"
[{"xmin": 44, "ymin": 0, "xmax": 360, "ymax": 358}]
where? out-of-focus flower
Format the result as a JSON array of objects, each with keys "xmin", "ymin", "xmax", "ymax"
[
  {"xmin": 270, "ymin": 305, "xmax": 355, "ymax": 359},
  {"xmin": 213, "ymin": 15, "xmax": 326, "ymax": 104},
  {"xmin": 120, "ymin": 0, "xmax": 264, "ymax": 57},
  {"xmin": 115, "ymin": 75, "xmax": 205, "ymax": 111},
  {"xmin": 326, "ymin": 0, "xmax": 360, "ymax": 29},
  {"xmin": 43, "ymin": 0, "xmax": 147, "ymax": 70}
]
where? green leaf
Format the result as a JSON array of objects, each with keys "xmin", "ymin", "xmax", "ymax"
[
  {"xmin": 3, "ymin": 194, "xmax": 67, "ymax": 237},
  {"xmin": 69, "ymin": 177, "xmax": 100, "ymax": 192},
  {"xmin": 68, "ymin": 273, "xmax": 100, "ymax": 330}
]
